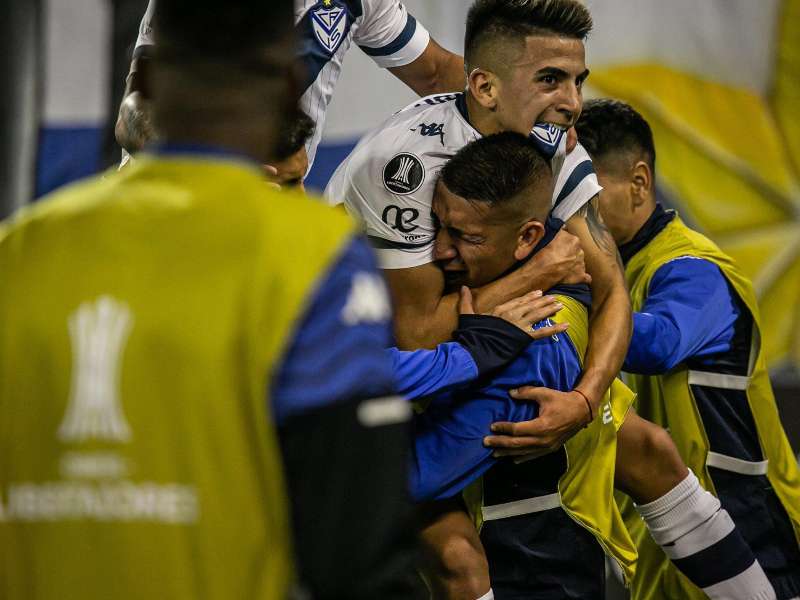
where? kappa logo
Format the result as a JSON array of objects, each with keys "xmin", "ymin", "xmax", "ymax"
[
  {"xmin": 530, "ymin": 123, "xmax": 565, "ymax": 160},
  {"xmin": 411, "ymin": 122, "xmax": 445, "ymax": 145},
  {"xmin": 382, "ymin": 205, "xmax": 419, "ymax": 233},
  {"xmin": 383, "ymin": 153, "xmax": 425, "ymax": 195},
  {"xmin": 341, "ymin": 272, "xmax": 392, "ymax": 326},
  {"xmin": 310, "ymin": 0, "xmax": 348, "ymax": 55},
  {"xmin": 59, "ymin": 296, "xmax": 134, "ymax": 444}
]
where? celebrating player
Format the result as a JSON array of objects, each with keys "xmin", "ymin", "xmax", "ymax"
[
  {"xmin": 0, "ymin": 2, "xmax": 421, "ymax": 599},
  {"xmin": 576, "ymin": 98, "xmax": 800, "ymax": 600},
  {"xmin": 117, "ymin": 0, "xmax": 466, "ymax": 168}
]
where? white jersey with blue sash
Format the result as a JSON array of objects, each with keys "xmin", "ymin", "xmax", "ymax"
[
  {"xmin": 324, "ymin": 92, "xmax": 602, "ymax": 269},
  {"xmin": 134, "ymin": 0, "xmax": 431, "ymax": 168}
]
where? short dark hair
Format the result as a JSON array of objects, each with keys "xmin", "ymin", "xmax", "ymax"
[
  {"xmin": 575, "ymin": 98, "xmax": 656, "ymax": 174},
  {"xmin": 440, "ymin": 131, "xmax": 552, "ymax": 216},
  {"xmin": 465, "ymin": 0, "xmax": 592, "ymax": 67},
  {"xmin": 152, "ymin": 0, "xmax": 294, "ymax": 58},
  {"xmin": 274, "ymin": 109, "xmax": 315, "ymax": 160}
]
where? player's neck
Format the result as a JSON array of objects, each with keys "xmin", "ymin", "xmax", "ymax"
[
  {"xmin": 156, "ymin": 111, "xmax": 279, "ymax": 165},
  {"xmin": 465, "ymin": 94, "xmax": 505, "ymax": 137}
]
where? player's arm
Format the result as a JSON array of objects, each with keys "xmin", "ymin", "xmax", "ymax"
[
  {"xmin": 389, "ymin": 38, "xmax": 465, "ymax": 96},
  {"xmin": 273, "ymin": 237, "xmax": 421, "ymax": 600},
  {"xmin": 624, "ymin": 258, "xmax": 739, "ymax": 374},
  {"xmin": 387, "ymin": 229, "xmax": 587, "ymax": 349},
  {"xmin": 357, "ymin": 0, "xmax": 464, "ymax": 96},
  {"xmin": 115, "ymin": 0, "xmax": 155, "ymax": 154},
  {"xmin": 567, "ymin": 197, "xmax": 632, "ymax": 411},
  {"xmin": 392, "ymin": 288, "xmax": 568, "ymax": 400},
  {"xmin": 484, "ymin": 197, "xmax": 631, "ymax": 456}
]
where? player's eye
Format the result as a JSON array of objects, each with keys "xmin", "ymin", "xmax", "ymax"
[{"xmin": 539, "ymin": 74, "xmax": 557, "ymax": 86}]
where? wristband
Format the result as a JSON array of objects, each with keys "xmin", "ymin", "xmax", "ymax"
[{"xmin": 574, "ymin": 388, "xmax": 594, "ymax": 427}]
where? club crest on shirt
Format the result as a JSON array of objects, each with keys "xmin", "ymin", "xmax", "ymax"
[
  {"xmin": 311, "ymin": 0, "xmax": 348, "ymax": 55},
  {"xmin": 530, "ymin": 123, "xmax": 565, "ymax": 159}
]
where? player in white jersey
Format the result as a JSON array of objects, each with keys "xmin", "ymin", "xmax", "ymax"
[
  {"xmin": 325, "ymin": 94, "xmax": 596, "ymax": 269},
  {"xmin": 116, "ymin": 0, "xmax": 465, "ymax": 170},
  {"xmin": 327, "ymin": 2, "xmax": 774, "ymax": 599}
]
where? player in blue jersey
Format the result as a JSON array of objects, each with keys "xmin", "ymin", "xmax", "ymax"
[
  {"xmin": 574, "ymin": 99, "xmax": 797, "ymax": 600},
  {"xmin": 409, "ymin": 132, "xmax": 775, "ymax": 600}
]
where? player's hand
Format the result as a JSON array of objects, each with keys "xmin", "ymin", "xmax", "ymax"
[
  {"xmin": 459, "ymin": 287, "xmax": 569, "ymax": 341},
  {"xmin": 530, "ymin": 229, "xmax": 590, "ymax": 286},
  {"xmin": 483, "ymin": 386, "xmax": 592, "ymax": 458}
]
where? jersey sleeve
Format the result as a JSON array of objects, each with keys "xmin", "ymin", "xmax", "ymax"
[
  {"xmin": 133, "ymin": 0, "xmax": 155, "ymax": 54},
  {"xmin": 624, "ymin": 257, "xmax": 741, "ymax": 374},
  {"xmin": 410, "ymin": 333, "xmax": 583, "ymax": 501},
  {"xmin": 324, "ymin": 128, "xmax": 440, "ymax": 270},
  {"xmin": 271, "ymin": 236, "xmax": 403, "ymax": 423},
  {"xmin": 356, "ymin": 0, "xmax": 431, "ymax": 69},
  {"xmin": 389, "ymin": 344, "xmax": 478, "ymax": 401},
  {"xmin": 550, "ymin": 142, "xmax": 602, "ymax": 225}
]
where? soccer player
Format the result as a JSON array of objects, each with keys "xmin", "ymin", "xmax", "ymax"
[
  {"xmin": 0, "ymin": 2, "xmax": 420, "ymax": 599},
  {"xmin": 576, "ymin": 98, "xmax": 800, "ymax": 600},
  {"xmin": 267, "ymin": 108, "xmax": 316, "ymax": 189},
  {"xmin": 326, "ymin": 2, "xmax": 774, "ymax": 598},
  {"xmin": 117, "ymin": 0, "xmax": 466, "ymax": 169},
  {"xmin": 409, "ymin": 132, "xmax": 776, "ymax": 600}
]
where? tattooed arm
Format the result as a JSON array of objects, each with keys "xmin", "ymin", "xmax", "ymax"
[
  {"xmin": 483, "ymin": 196, "xmax": 632, "ymax": 457},
  {"xmin": 564, "ymin": 196, "xmax": 632, "ymax": 412}
]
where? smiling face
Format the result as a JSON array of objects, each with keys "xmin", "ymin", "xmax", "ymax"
[{"xmin": 432, "ymin": 180, "xmax": 548, "ymax": 289}]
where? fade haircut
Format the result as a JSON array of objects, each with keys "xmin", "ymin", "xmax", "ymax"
[
  {"xmin": 440, "ymin": 132, "xmax": 552, "ymax": 219},
  {"xmin": 275, "ymin": 109, "xmax": 315, "ymax": 160},
  {"xmin": 465, "ymin": 0, "xmax": 593, "ymax": 68},
  {"xmin": 152, "ymin": 0, "xmax": 294, "ymax": 58},
  {"xmin": 575, "ymin": 99, "xmax": 656, "ymax": 175}
]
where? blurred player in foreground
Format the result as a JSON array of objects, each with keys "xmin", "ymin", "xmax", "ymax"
[
  {"xmin": 0, "ymin": 1, "xmax": 419, "ymax": 598},
  {"xmin": 577, "ymin": 99, "xmax": 800, "ymax": 600},
  {"xmin": 267, "ymin": 108, "xmax": 315, "ymax": 190},
  {"xmin": 117, "ymin": 0, "xmax": 466, "ymax": 169}
]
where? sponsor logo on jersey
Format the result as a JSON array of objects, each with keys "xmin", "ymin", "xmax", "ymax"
[
  {"xmin": 310, "ymin": 0, "xmax": 348, "ymax": 55},
  {"xmin": 59, "ymin": 296, "xmax": 134, "ymax": 444},
  {"xmin": 530, "ymin": 122, "xmax": 565, "ymax": 159},
  {"xmin": 411, "ymin": 122, "xmax": 445, "ymax": 145},
  {"xmin": 383, "ymin": 153, "xmax": 425, "ymax": 195},
  {"xmin": 382, "ymin": 205, "xmax": 419, "ymax": 233}
]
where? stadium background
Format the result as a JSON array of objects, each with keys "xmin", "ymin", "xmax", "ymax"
[{"xmin": 1, "ymin": 1, "xmax": 798, "ymax": 592}]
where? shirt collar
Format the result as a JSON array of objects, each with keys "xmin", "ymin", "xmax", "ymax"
[{"xmin": 618, "ymin": 203, "xmax": 676, "ymax": 266}]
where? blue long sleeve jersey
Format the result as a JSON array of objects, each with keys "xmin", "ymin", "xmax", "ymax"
[
  {"xmin": 624, "ymin": 257, "xmax": 741, "ymax": 375},
  {"xmin": 410, "ymin": 330, "xmax": 582, "ymax": 501}
]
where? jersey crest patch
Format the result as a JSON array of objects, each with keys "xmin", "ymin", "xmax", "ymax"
[
  {"xmin": 530, "ymin": 122, "xmax": 565, "ymax": 160},
  {"xmin": 383, "ymin": 153, "xmax": 425, "ymax": 195},
  {"xmin": 311, "ymin": 0, "xmax": 348, "ymax": 55}
]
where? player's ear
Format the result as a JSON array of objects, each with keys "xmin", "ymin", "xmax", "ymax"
[
  {"xmin": 467, "ymin": 68, "xmax": 498, "ymax": 110},
  {"xmin": 514, "ymin": 220, "xmax": 545, "ymax": 261},
  {"xmin": 630, "ymin": 160, "xmax": 652, "ymax": 207}
]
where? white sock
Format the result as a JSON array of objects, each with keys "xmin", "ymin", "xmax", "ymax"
[
  {"xmin": 475, "ymin": 589, "xmax": 494, "ymax": 600},
  {"xmin": 636, "ymin": 470, "xmax": 775, "ymax": 600}
]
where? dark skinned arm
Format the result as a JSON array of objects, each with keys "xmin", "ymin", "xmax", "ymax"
[
  {"xmin": 388, "ymin": 38, "xmax": 465, "ymax": 96},
  {"xmin": 386, "ymin": 229, "xmax": 588, "ymax": 350},
  {"xmin": 484, "ymin": 197, "xmax": 632, "ymax": 456},
  {"xmin": 115, "ymin": 51, "xmax": 156, "ymax": 154}
]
